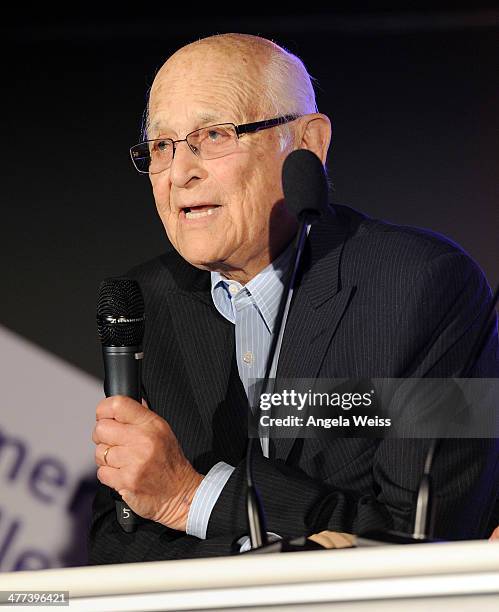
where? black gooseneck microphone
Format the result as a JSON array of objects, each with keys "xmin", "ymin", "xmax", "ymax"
[
  {"xmin": 96, "ymin": 277, "xmax": 145, "ymax": 533},
  {"xmin": 245, "ymin": 149, "xmax": 328, "ymax": 552}
]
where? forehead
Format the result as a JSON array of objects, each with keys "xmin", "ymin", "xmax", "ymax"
[{"xmin": 148, "ymin": 50, "xmax": 265, "ymax": 134}]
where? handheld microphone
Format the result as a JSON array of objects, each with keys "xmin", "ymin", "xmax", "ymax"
[
  {"xmin": 246, "ymin": 149, "xmax": 328, "ymax": 551},
  {"xmin": 96, "ymin": 277, "xmax": 145, "ymax": 533}
]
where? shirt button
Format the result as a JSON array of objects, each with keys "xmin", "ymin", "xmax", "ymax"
[
  {"xmin": 228, "ymin": 284, "xmax": 239, "ymax": 296},
  {"xmin": 243, "ymin": 351, "xmax": 254, "ymax": 365}
]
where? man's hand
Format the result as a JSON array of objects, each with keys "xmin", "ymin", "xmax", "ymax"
[
  {"xmin": 308, "ymin": 531, "xmax": 356, "ymax": 549},
  {"xmin": 93, "ymin": 396, "xmax": 203, "ymax": 531},
  {"xmin": 490, "ymin": 526, "xmax": 499, "ymax": 541}
]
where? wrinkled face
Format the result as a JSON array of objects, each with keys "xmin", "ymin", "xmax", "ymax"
[{"xmin": 147, "ymin": 49, "xmax": 297, "ymax": 282}]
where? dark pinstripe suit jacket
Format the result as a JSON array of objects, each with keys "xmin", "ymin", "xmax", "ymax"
[{"xmin": 89, "ymin": 204, "xmax": 499, "ymax": 564}]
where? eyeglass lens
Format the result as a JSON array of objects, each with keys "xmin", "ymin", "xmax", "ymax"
[{"xmin": 131, "ymin": 124, "xmax": 238, "ymax": 173}]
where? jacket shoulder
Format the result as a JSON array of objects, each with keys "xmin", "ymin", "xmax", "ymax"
[
  {"xmin": 335, "ymin": 204, "xmax": 488, "ymax": 285},
  {"xmin": 125, "ymin": 248, "xmax": 207, "ymax": 294}
]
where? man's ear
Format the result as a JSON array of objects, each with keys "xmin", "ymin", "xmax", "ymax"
[{"xmin": 296, "ymin": 113, "xmax": 332, "ymax": 164}]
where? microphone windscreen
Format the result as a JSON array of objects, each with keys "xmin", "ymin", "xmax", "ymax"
[
  {"xmin": 96, "ymin": 277, "xmax": 145, "ymax": 347},
  {"xmin": 282, "ymin": 149, "xmax": 328, "ymax": 220}
]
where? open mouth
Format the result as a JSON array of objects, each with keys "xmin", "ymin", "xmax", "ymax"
[{"xmin": 182, "ymin": 204, "xmax": 221, "ymax": 219}]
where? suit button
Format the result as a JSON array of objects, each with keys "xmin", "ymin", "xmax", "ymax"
[{"xmin": 243, "ymin": 351, "xmax": 254, "ymax": 364}]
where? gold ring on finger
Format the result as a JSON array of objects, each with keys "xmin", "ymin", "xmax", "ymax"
[{"xmin": 103, "ymin": 445, "xmax": 112, "ymax": 466}]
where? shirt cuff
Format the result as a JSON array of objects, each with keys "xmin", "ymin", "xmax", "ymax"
[{"xmin": 186, "ymin": 461, "xmax": 235, "ymax": 539}]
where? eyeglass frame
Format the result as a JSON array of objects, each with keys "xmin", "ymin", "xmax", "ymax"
[{"xmin": 129, "ymin": 114, "xmax": 300, "ymax": 175}]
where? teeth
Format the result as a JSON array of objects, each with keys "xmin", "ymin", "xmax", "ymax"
[{"xmin": 185, "ymin": 208, "xmax": 218, "ymax": 219}]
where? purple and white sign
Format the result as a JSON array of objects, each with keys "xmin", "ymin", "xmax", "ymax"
[{"xmin": 0, "ymin": 325, "xmax": 101, "ymax": 571}]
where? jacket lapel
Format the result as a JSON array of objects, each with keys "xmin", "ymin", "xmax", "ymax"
[
  {"xmin": 273, "ymin": 210, "xmax": 357, "ymax": 462},
  {"xmin": 163, "ymin": 254, "xmax": 249, "ymax": 464}
]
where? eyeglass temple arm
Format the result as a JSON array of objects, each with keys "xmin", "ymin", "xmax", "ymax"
[{"xmin": 235, "ymin": 115, "xmax": 299, "ymax": 136}]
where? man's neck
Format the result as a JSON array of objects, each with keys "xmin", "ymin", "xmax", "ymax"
[{"xmin": 212, "ymin": 235, "xmax": 297, "ymax": 286}]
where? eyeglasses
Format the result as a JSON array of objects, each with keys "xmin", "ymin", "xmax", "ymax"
[{"xmin": 129, "ymin": 114, "xmax": 300, "ymax": 175}]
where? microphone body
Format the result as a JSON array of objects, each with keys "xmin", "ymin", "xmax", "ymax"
[
  {"xmin": 101, "ymin": 345, "xmax": 144, "ymax": 533},
  {"xmin": 102, "ymin": 345, "xmax": 143, "ymax": 399}
]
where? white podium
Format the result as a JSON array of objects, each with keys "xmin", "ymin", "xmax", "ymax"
[{"xmin": 1, "ymin": 540, "xmax": 498, "ymax": 611}]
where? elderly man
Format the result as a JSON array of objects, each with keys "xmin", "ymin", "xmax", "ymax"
[{"xmin": 89, "ymin": 34, "xmax": 498, "ymax": 563}]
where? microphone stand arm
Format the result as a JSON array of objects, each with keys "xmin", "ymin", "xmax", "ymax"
[{"xmin": 247, "ymin": 214, "xmax": 313, "ymax": 550}]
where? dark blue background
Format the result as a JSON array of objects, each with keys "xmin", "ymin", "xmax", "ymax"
[{"xmin": 2, "ymin": 6, "xmax": 497, "ymax": 377}]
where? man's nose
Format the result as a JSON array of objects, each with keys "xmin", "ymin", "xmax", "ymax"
[{"xmin": 169, "ymin": 140, "xmax": 204, "ymax": 188}]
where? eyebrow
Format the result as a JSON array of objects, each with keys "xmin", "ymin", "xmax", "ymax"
[
  {"xmin": 148, "ymin": 112, "xmax": 228, "ymax": 138},
  {"xmin": 198, "ymin": 112, "xmax": 222, "ymax": 124}
]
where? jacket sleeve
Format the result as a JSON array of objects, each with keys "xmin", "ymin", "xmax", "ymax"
[{"xmin": 88, "ymin": 481, "xmax": 244, "ymax": 564}]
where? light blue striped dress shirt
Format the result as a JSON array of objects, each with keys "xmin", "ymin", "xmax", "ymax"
[{"xmin": 186, "ymin": 243, "xmax": 293, "ymax": 540}]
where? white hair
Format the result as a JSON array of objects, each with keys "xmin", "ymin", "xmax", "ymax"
[{"xmin": 261, "ymin": 45, "xmax": 318, "ymax": 150}]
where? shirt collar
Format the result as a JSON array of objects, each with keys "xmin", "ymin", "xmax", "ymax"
[{"xmin": 210, "ymin": 241, "xmax": 294, "ymax": 332}]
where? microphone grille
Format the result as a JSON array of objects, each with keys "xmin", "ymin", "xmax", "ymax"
[
  {"xmin": 96, "ymin": 277, "xmax": 145, "ymax": 347},
  {"xmin": 282, "ymin": 149, "xmax": 328, "ymax": 220}
]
